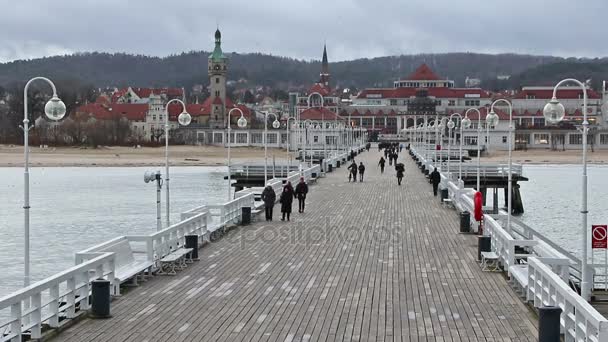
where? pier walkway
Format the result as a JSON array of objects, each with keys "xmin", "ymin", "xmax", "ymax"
[{"xmin": 54, "ymin": 150, "xmax": 537, "ymax": 341}]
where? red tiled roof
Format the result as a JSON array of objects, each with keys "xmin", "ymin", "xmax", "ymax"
[
  {"xmin": 513, "ymin": 88, "xmax": 601, "ymax": 100},
  {"xmin": 405, "ymin": 64, "xmax": 441, "ymax": 81},
  {"xmin": 300, "ymin": 107, "xmax": 343, "ymax": 121},
  {"xmin": 309, "ymin": 83, "xmax": 331, "ymax": 97},
  {"xmin": 76, "ymin": 103, "xmax": 148, "ymax": 121},
  {"xmin": 131, "ymin": 87, "xmax": 184, "ymax": 99},
  {"xmin": 95, "ymin": 95, "xmax": 111, "ymax": 105}
]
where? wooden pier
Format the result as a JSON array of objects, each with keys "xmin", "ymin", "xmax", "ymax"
[{"xmin": 52, "ymin": 150, "xmax": 537, "ymax": 341}]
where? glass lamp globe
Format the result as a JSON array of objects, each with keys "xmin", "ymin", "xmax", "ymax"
[
  {"xmin": 177, "ymin": 111, "xmax": 191, "ymax": 126},
  {"xmin": 543, "ymin": 98, "xmax": 566, "ymax": 124},
  {"xmin": 237, "ymin": 115, "xmax": 247, "ymax": 128},
  {"xmin": 44, "ymin": 95, "xmax": 67, "ymax": 121},
  {"xmin": 461, "ymin": 117, "xmax": 472, "ymax": 129},
  {"xmin": 486, "ymin": 111, "xmax": 500, "ymax": 127},
  {"xmin": 272, "ymin": 120, "xmax": 280, "ymax": 129},
  {"xmin": 447, "ymin": 120, "xmax": 455, "ymax": 130}
]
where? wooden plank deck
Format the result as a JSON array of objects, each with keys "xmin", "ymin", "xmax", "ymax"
[{"xmin": 53, "ymin": 149, "xmax": 538, "ymax": 342}]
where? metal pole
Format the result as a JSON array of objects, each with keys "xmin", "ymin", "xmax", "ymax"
[
  {"xmin": 264, "ymin": 112, "xmax": 268, "ymax": 185},
  {"xmin": 459, "ymin": 125, "xmax": 463, "ymax": 183},
  {"xmin": 22, "ymin": 77, "xmax": 58, "ymax": 287},
  {"xmin": 156, "ymin": 176, "xmax": 162, "ymax": 231},
  {"xmin": 477, "ymin": 112, "xmax": 481, "ymax": 191},
  {"xmin": 163, "ymin": 99, "xmax": 187, "ymax": 227},
  {"xmin": 447, "ymin": 127, "xmax": 451, "ymax": 179}
]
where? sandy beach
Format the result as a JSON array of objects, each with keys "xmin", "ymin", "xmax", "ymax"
[
  {"xmin": 2, "ymin": 144, "xmax": 608, "ymax": 167},
  {"xmin": 0, "ymin": 145, "xmax": 293, "ymax": 167}
]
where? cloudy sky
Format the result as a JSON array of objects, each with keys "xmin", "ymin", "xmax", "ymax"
[{"xmin": 0, "ymin": 0, "xmax": 605, "ymax": 63}]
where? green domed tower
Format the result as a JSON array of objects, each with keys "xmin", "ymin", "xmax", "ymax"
[{"xmin": 208, "ymin": 28, "xmax": 228, "ymax": 128}]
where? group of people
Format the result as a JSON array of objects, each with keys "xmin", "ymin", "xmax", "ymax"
[
  {"xmin": 379, "ymin": 145, "xmax": 406, "ymax": 185},
  {"xmin": 261, "ymin": 177, "xmax": 309, "ymax": 222},
  {"xmin": 347, "ymin": 160, "xmax": 366, "ymax": 182},
  {"xmin": 383, "ymin": 146, "xmax": 400, "ymax": 166}
]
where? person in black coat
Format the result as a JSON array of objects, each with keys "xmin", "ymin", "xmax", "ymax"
[
  {"xmin": 261, "ymin": 185, "xmax": 276, "ymax": 221},
  {"xmin": 395, "ymin": 163, "xmax": 405, "ymax": 186},
  {"xmin": 378, "ymin": 157, "xmax": 386, "ymax": 173},
  {"xmin": 347, "ymin": 161, "xmax": 358, "ymax": 183},
  {"xmin": 295, "ymin": 177, "xmax": 309, "ymax": 213},
  {"xmin": 430, "ymin": 167, "xmax": 441, "ymax": 196},
  {"xmin": 279, "ymin": 182, "xmax": 295, "ymax": 221},
  {"xmin": 358, "ymin": 162, "xmax": 366, "ymax": 182}
]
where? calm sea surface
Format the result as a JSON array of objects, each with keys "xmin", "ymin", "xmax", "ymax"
[
  {"xmin": 1, "ymin": 164, "xmax": 607, "ymax": 298},
  {"xmin": 0, "ymin": 166, "xmax": 228, "ymax": 298}
]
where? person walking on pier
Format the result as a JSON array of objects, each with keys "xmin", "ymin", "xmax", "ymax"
[
  {"xmin": 295, "ymin": 177, "xmax": 308, "ymax": 213},
  {"xmin": 347, "ymin": 161, "xmax": 358, "ymax": 183},
  {"xmin": 358, "ymin": 162, "xmax": 366, "ymax": 182},
  {"xmin": 430, "ymin": 167, "xmax": 441, "ymax": 196},
  {"xmin": 280, "ymin": 182, "xmax": 294, "ymax": 221},
  {"xmin": 395, "ymin": 162, "xmax": 405, "ymax": 186},
  {"xmin": 378, "ymin": 156, "xmax": 386, "ymax": 173},
  {"xmin": 261, "ymin": 185, "xmax": 276, "ymax": 221}
]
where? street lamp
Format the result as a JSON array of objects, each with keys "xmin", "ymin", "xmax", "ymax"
[
  {"xmin": 263, "ymin": 111, "xmax": 280, "ymax": 184},
  {"xmin": 286, "ymin": 116, "xmax": 297, "ymax": 168},
  {"xmin": 144, "ymin": 170, "xmax": 163, "ymax": 231},
  {"xmin": 22, "ymin": 77, "xmax": 66, "ymax": 287},
  {"xmin": 543, "ymin": 78, "xmax": 590, "ymax": 301},
  {"xmin": 460, "ymin": 114, "xmax": 472, "ymax": 184},
  {"xmin": 227, "ymin": 108, "xmax": 247, "ymax": 200},
  {"xmin": 164, "ymin": 99, "xmax": 191, "ymax": 228},
  {"xmin": 465, "ymin": 108, "xmax": 483, "ymax": 191},
  {"xmin": 446, "ymin": 117, "xmax": 457, "ymax": 180},
  {"xmin": 489, "ymin": 99, "xmax": 512, "ymax": 235}
]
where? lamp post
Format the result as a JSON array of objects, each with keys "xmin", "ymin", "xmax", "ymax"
[
  {"xmin": 263, "ymin": 111, "xmax": 281, "ymax": 184},
  {"xmin": 543, "ymin": 78, "xmax": 590, "ymax": 301},
  {"xmin": 489, "ymin": 99, "xmax": 512, "ymax": 235},
  {"xmin": 286, "ymin": 116, "xmax": 297, "ymax": 167},
  {"xmin": 465, "ymin": 108, "xmax": 483, "ymax": 191},
  {"xmin": 22, "ymin": 77, "xmax": 66, "ymax": 287},
  {"xmin": 144, "ymin": 170, "xmax": 163, "ymax": 231},
  {"xmin": 164, "ymin": 99, "xmax": 191, "ymax": 228},
  {"xmin": 446, "ymin": 118, "xmax": 456, "ymax": 180},
  {"xmin": 227, "ymin": 108, "xmax": 247, "ymax": 200}
]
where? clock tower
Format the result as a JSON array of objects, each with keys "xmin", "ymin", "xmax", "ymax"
[{"xmin": 208, "ymin": 28, "xmax": 228, "ymax": 128}]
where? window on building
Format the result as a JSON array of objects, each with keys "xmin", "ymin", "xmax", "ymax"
[
  {"xmin": 464, "ymin": 136, "xmax": 477, "ymax": 145},
  {"xmin": 534, "ymin": 133, "xmax": 549, "ymax": 145},
  {"xmin": 313, "ymin": 136, "xmax": 319, "ymax": 143},
  {"xmin": 152, "ymin": 115, "xmax": 156, "ymax": 120},
  {"xmin": 569, "ymin": 133, "xmax": 582, "ymax": 145},
  {"xmin": 526, "ymin": 94, "xmax": 536, "ymax": 99},
  {"xmin": 464, "ymin": 100, "xmax": 480, "ymax": 107},
  {"xmin": 515, "ymin": 133, "xmax": 531, "ymax": 144},
  {"xmin": 502, "ymin": 136, "xmax": 507, "ymax": 143},
  {"xmin": 601, "ymin": 134, "xmax": 608, "ymax": 145},
  {"xmin": 448, "ymin": 100, "xmax": 455, "ymax": 106},
  {"xmin": 215, "ymin": 91, "xmax": 220, "ymax": 97},
  {"xmin": 390, "ymin": 99, "xmax": 397, "ymax": 106},
  {"xmin": 216, "ymin": 77, "xmax": 220, "ymax": 84}
]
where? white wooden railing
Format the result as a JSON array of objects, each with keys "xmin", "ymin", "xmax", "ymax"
[
  {"xmin": 0, "ymin": 253, "xmax": 116, "ymax": 342},
  {"xmin": 528, "ymin": 257, "xmax": 608, "ymax": 341}
]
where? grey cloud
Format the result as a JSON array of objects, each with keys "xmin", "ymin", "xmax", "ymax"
[{"xmin": 0, "ymin": 0, "xmax": 606, "ymax": 63}]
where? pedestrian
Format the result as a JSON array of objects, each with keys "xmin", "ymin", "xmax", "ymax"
[
  {"xmin": 399, "ymin": 144, "xmax": 403, "ymax": 152},
  {"xmin": 295, "ymin": 177, "xmax": 309, "ymax": 213},
  {"xmin": 430, "ymin": 167, "xmax": 441, "ymax": 196},
  {"xmin": 358, "ymin": 162, "xmax": 366, "ymax": 182},
  {"xmin": 261, "ymin": 185, "xmax": 276, "ymax": 221},
  {"xmin": 366, "ymin": 142, "xmax": 370, "ymax": 151},
  {"xmin": 378, "ymin": 156, "xmax": 386, "ymax": 173},
  {"xmin": 395, "ymin": 162, "xmax": 405, "ymax": 186},
  {"xmin": 388, "ymin": 152, "xmax": 393, "ymax": 166},
  {"xmin": 279, "ymin": 182, "xmax": 294, "ymax": 221},
  {"xmin": 394, "ymin": 152, "xmax": 399, "ymax": 164},
  {"xmin": 347, "ymin": 161, "xmax": 358, "ymax": 183}
]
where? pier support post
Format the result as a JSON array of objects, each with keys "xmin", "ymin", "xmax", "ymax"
[
  {"xmin": 538, "ymin": 306, "xmax": 562, "ymax": 342},
  {"xmin": 492, "ymin": 188, "xmax": 498, "ymax": 214}
]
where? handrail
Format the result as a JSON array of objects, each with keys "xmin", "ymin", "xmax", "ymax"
[
  {"xmin": 0, "ymin": 253, "xmax": 115, "ymax": 341},
  {"xmin": 528, "ymin": 257, "xmax": 608, "ymax": 341}
]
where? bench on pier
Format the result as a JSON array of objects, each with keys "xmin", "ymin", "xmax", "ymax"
[
  {"xmin": 158, "ymin": 247, "xmax": 194, "ymax": 275},
  {"xmin": 508, "ymin": 264, "xmax": 529, "ymax": 298},
  {"xmin": 76, "ymin": 237, "xmax": 154, "ymax": 295},
  {"xmin": 480, "ymin": 251, "xmax": 500, "ymax": 272}
]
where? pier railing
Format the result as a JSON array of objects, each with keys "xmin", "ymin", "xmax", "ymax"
[
  {"xmin": 528, "ymin": 257, "xmax": 608, "ymax": 340},
  {"xmin": 0, "ymin": 253, "xmax": 116, "ymax": 342},
  {"xmin": 409, "ymin": 146, "xmax": 608, "ymax": 340}
]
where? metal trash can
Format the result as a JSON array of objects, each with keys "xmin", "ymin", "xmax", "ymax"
[
  {"xmin": 328, "ymin": 164, "xmax": 333, "ymax": 172},
  {"xmin": 539, "ymin": 306, "xmax": 562, "ymax": 342},
  {"xmin": 241, "ymin": 207, "xmax": 251, "ymax": 225},
  {"xmin": 91, "ymin": 279, "xmax": 111, "ymax": 318},
  {"xmin": 460, "ymin": 211, "xmax": 470, "ymax": 233},
  {"xmin": 440, "ymin": 188, "xmax": 448, "ymax": 202},
  {"xmin": 336, "ymin": 160, "xmax": 340, "ymax": 167},
  {"xmin": 477, "ymin": 236, "xmax": 491, "ymax": 261},
  {"xmin": 185, "ymin": 234, "xmax": 199, "ymax": 260}
]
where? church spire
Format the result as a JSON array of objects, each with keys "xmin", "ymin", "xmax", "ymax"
[{"xmin": 320, "ymin": 43, "xmax": 330, "ymax": 87}]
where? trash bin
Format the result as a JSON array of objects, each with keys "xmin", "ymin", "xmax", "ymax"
[
  {"xmin": 328, "ymin": 164, "xmax": 333, "ymax": 172},
  {"xmin": 440, "ymin": 188, "xmax": 448, "ymax": 202},
  {"xmin": 185, "ymin": 234, "xmax": 199, "ymax": 260},
  {"xmin": 241, "ymin": 207, "xmax": 251, "ymax": 225},
  {"xmin": 336, "ymin": 160, "xmax": 341, "ymax": 167},
  {"xmin": 539, "ymin": 306, "xmax": 562, "ymax": 342},
  {"xmin": 477, "ymin": 236, "xmax": 491, "ymax": 261},
  {"xmin": 460, "ymin": 211, "xmax": 470, "ymax": 233},
  {"xmin": 91, "ymin": 279, "xmax": 111, "ymax": 318}
]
